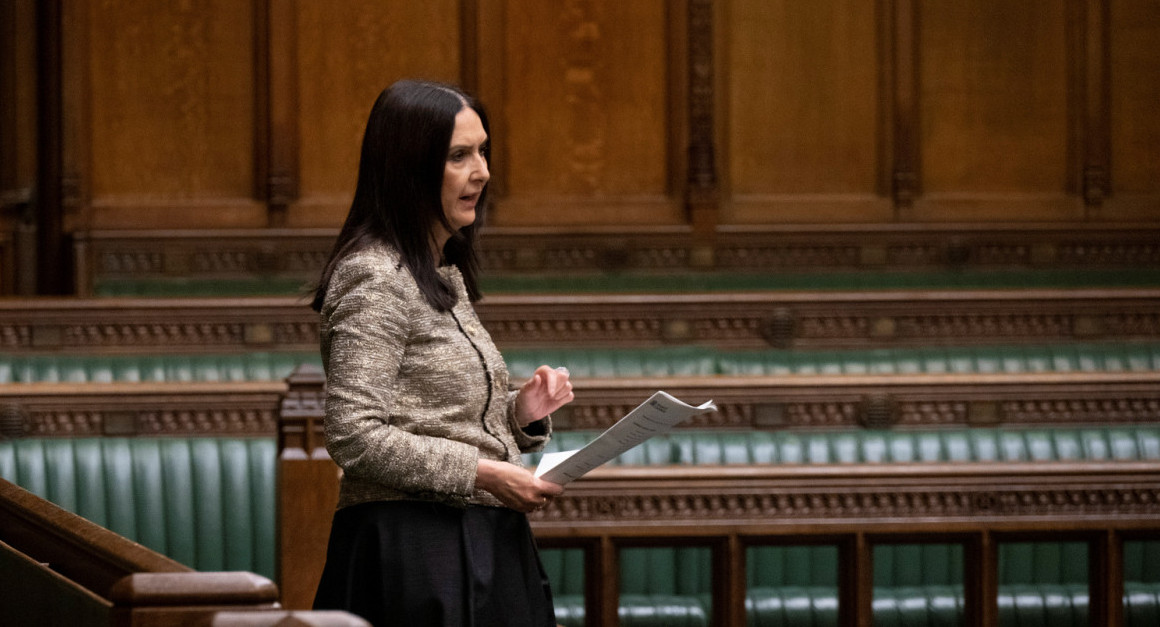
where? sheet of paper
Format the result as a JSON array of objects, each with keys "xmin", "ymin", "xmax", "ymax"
[{"xmin": 535, "ymin": 391, "xmax": 717, "ymax": 485}]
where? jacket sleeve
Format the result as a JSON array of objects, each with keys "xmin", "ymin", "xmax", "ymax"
[
  {"xmin": 506, "ymin": 388, "xmax": 552, "ymax": 453},
  {"xmin": 321, "ymin": 257, "xmax": 478, "ymax": 502}
]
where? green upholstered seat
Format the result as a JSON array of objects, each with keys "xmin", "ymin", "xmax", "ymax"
[
  {"xmin": 94, "ymin": 277, "xmax": 311, "ymax": 297},
  {"xmin": 0, "ymin": 437, "xmax": 276, "ymax": 580},
  {"xmin": 4, "ymin": 343, "xmax": 1158, "ymax": 384},
  {"xmin": 0, "ymin": 352, "xmax": 322, "ymax": 384},
  {"xmin": 504, "ymin": 343, "xmax": 1160, "ymax": 379},
  {"xmin": 530, "ymin": 426, "xmax": 1160, "ymax": 467}
]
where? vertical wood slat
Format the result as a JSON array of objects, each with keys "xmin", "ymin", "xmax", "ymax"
[
  {"xmin": 1090, "ymin": 530, "xmax": 1124, "ymax": 627},
  {"xmin": 964, "ymin": 531, "xmax": 998, "ymax": 627},
  {"xmin": 264, "ymin": 0, "xmax": 299, "ymax": 227},
  {"xmin": 715, "ymin": 535, "xmax": 746, "ymax": 627},
  {"xmin": 1082, "ymin": 0, "xmax": 1111, "ymax": 210},
  {"xmin": 37, "ymin": 0, "xmax": 68, "ymax": 294},
  {"xmin": 889, "ymin": 0, "xmax": 919, "ymax": 214},
  {"xmin": 875, "ymin": 0, "xmax": 895, "ymax": 202},
  {"xmin": 686, "ymin": 0, "xmax": 716, "ymax": 241},
  {"xmin": 840, "ymin": 533, "xmax": 873, "ymax": 627},
  {"xmin": 594, "ymin": 536, "xmax": 618, "ymax": 627}
]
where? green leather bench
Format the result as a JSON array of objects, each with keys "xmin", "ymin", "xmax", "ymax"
[
  {"xmin": 0, "ymin": 437, "xmax": 276, "ymax": 580},
  {"xmin": 0, "ymin": 352, "xmax": 321, "ymax": 384},
  {"xmin": 91, "ymin": 268, "xmax": 1160, "ymax": 297},
  {"xmin": 506, "ymin": 343, "xmax": 1160, "ymax": 378},
  {"xmin": 4, "ymin": 342, "xmax": 1158, "ymax": 384},
  {"xmin": 535, "ymin": 427, "xmax": 1160, "ymax": 465}
]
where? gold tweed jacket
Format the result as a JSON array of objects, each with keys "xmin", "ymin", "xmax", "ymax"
[{"xmin": 320, "ymin": 243, "xmax": 551, "ymax": 510}]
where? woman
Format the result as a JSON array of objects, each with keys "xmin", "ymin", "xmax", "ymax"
[{"xmin": 310, "ymin": 80, "xmax": 572, "ymax": 627}]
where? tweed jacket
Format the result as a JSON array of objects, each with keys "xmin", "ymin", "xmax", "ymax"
[{"xmin": 319, "ymin": 243, "xmax": 551, "ymax": 510}]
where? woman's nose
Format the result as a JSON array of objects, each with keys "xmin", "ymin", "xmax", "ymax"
[{"xmin": 473, "ymin": 155, "xmax": 490, "ymax": 183}]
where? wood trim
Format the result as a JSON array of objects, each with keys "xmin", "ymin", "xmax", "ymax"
[
  {"xmin": 4, "ymin": 287, "xmax": 1160, "ymax": 354},
  {"xmin": 59, "ymin": 0, "xmax": 90, "ymax": 236},
  {"xmin": 267, "ymin": 0, "xmax": 298, "ymax": 227},
  {"xmin": 67, "ymin": 224, "xmax": 1160, "ymax": 286},
  {"xmin": 37, "ymin": 0, "xmax": 69, "ymax": 293},
  {"xmin": 686, "ymin": 0, "xmax": 716, "ymax": 239},
  {"xmin": 1091, "ymin": 529, "xmax": 1124, "ymax": 627},
  {"xmin": 890, "ymin": 0, "xmax": 920, "ymax": 214},
  {"xmin": 1083, "ymin": 0, "xmax": 1111, "ymax": 210}
]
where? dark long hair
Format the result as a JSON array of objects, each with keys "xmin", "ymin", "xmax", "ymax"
[{"xmin": 311, "ymin": 80, "xmax": 489, "ymax": 312}]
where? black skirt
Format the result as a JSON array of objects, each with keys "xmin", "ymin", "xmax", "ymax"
[{"xmin": 312, "ymin": 500, "xmax": 557, "ymax": 627}]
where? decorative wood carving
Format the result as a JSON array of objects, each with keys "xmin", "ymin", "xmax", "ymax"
[
  {"xmin": 4, "ymin": 288, "xmax": 1160, "ymax": 353},
  {"xmin": 69, "ymin": 226, "xmax": 1160, "ymax": 290},
  {"xmin": 527, "ymin": 464, "xmax": 1160, "ymax": 531}
]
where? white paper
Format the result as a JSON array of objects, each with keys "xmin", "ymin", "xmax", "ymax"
[{"xmin": 535, "ymin": 391, "xmax": 717, "ymax": 485}]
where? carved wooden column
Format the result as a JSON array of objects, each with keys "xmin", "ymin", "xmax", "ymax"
[
  {"xmin": 1079, "ymin": 0, "xmax": 1110, "ymax": 212},
  {"xmin": 277, "ymin": 363, "xmax": 337, "ymax": 610},
  {"xmin": 890, "ymin": 0, "xmax": 920, "ymax": 217},
  {"xmin": 687, "ymin": 0, "xmax": 718, "ymax": 262},
  {"xmin": 256, "ymin": 0, "xmax": 300, "ymax": 228}
]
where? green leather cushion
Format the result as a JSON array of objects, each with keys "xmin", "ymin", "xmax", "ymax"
[
  {"xmin": 4, "ymin": 343, "xmax": 1158, "ymax": 384},
  {"xmin": 0, "ymin": 437, "xmax": 276, "ymax": 580},
  {"xmin": 505, "ymin": 344, "xmax": 1160, "ymax": 379},
  {"xmin": 0, "ymin": 353, "xmax": 320, "ymax": 383},
  {"xmin": 534, "ymin": 427, "xmax": 1160, "ymax": 466}
]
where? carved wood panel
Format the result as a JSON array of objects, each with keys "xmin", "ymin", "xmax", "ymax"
[
  {"xmin": 289, "ymin": 0, "xmax": 461, "ymax": 227},
  {"xmin": 1107, "ymin": 0, "xmax": 1160, "ymax": 219},
  {"xmin": 723, "ymin": 0, "xmax": 889, "ymax": 223},
  {"xmin": 69, "ymin": 0, "xmax": 263, "ymax": 229},
  {"xmin": 916, "ymin": 0, "xmax": 1075, "ymax": 220},
  {"xmin": 482, "ymin": 0, "xmax": 682, "ymax": 226}
]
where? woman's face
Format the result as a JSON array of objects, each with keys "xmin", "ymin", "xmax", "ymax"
[{"xmin": 440, "ymin": 107, "xmax": 490, "ymax": 236}]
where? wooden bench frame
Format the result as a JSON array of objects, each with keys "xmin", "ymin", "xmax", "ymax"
[{"xmin": 276, "ymin": 368, "xmax": 1160, "ymax": 625}]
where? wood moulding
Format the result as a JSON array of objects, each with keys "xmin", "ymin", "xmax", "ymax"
[
  {"xmin": 70, "ymin": 224, "xmax": 1160, "ymax": 293},
  {"xmin": 3, "ymin": 289, "xmax": 1160, "ymax": 352},
  {"xmin": 4, "ymin": 368, "xmax": 1157, "ymax": 439}
]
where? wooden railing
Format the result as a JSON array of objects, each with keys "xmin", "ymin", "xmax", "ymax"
[{"xmin": 0, "ymin": 476, "xmax": 369, "ymax": 627}]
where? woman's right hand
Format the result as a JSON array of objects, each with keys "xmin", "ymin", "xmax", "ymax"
[{"xmin": 475, "ymin": 459, "xmax": 565, "ymax": 513}]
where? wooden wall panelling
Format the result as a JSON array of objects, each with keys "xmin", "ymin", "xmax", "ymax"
[
  {"xmin": 288, "ymin": 0, "xmax": 462, "ymax": 227},
  {"xmin": 914, "ymin": 0, "xmax": 1078, "ymax": 221},
  {"xmin": 1, "ymin": 0, "xmax": 39, "ymax": 295},
  {"xmin": 480, "ymin": 0, "xmax": 683, "ymax": 227},
  {"xmin": 63, "ymin": 0, "xmax": 265, "ymax": 230},
  {"xmin": 722, "ymin": 0, "xmax": 891, "ymax": 224},
  {"xmin": 1106, "ymin": 0, "xmax": 1160, "ymax": 219}
]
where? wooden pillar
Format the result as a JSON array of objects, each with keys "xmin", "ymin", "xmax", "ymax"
[
  {"xmin": 686, "ymin": 0, "xmax": 718, "ymax": 261},
  {"xmin": 276, "ymin": 363, "xmax": 339, "ymax": 610},
  {"xmin": 964, "ymin": 531, "xmax": 998, "ymax": 627}
]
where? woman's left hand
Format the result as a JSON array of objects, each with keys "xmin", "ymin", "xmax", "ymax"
[{"xmin": 515, "ymin": 365, "xmax": 574, "ymax": 427}]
